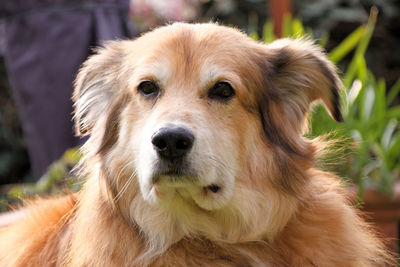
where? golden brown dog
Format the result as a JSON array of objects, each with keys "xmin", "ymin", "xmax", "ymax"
[{"xmin": 0, "ymin": 23, "xmax": 394, "ymax": 266}]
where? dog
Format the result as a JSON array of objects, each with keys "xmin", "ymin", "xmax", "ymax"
[{"xmin": 0, "ymin": 23, "xmax": 394, "ymax": 266}]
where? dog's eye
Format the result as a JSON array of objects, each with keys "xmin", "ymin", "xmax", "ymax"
[
  {"xmin": 138, "ymin": 81, "xmax": 159, "ymax": 96},
  {"xmin": 208, "ymin": 82, "xmax": 235, "ymax": 101}
]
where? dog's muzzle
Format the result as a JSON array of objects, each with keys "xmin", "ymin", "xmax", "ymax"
[{"xmin": 145, "ymin": 124, "xmax": 223, "ymax": 207}]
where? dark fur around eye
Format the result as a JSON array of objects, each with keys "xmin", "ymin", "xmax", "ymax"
[
  {"xmin": 138, "ymin": 81, "xmax": 159, "ymax": 97},
  {"xmin": 208, "ymin": 82, "xmax": 235, "ymax": 101}
]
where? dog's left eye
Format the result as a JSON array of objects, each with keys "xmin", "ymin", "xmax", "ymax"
[
  {"xmin": 138, "ymin": 81, "xmax": 159, "ymax": 96},
  {"xmin": 208, "ymin": 82, "xmax": 235, "ymax": 101}
]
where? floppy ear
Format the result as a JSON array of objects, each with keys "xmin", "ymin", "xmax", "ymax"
[
  {"xmin": 258, "ymin": 38, "xmax": 343, "ymax": 156},
  {"xmin": 73, "ymin": 41, "xmax": 126, "ymax": 136}
]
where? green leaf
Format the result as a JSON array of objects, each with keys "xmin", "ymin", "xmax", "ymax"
[
  {"xmin": 62, "ymin": 147, "xmax": 82, "ymax": 165},
  {"xmin": 387, "ymin": 78, "xmax": 400, "ymax": 106},
  {"xmin": 375, "ymin": 78, "xmax": 386, "ymax": 122},
  {"xmin": 262, "ymin": 21, "xmax": 275, "ymax": 43},
  {"xmin": 282, "ymin": 13, "xmax": 292, "ymax": 37},
  {"xmin": 249, "ymin": 31, "xmax": 259, "ymax": 41},
  {"xmin": 356, "ymin": 178, "xmax": 365, "ymax": 207},
  {"xmin": 381, "ymin": 119, "xmax": 398, "ymax": 151},
  {"xmin": 347, "ymin": 79, "xmax": 363, "ymax": 107},
  {"xmin": 344, "ymin": 59, "xmax": 358, "ymax": 88},
  {"xmin": 386, "ymin": 106, "xmax": 400, "ymax": 119},
  {"xmin": 328, "ymin": 26, "xmax": 365, "ymax": 63},
  {"xmin": 356, "ymin": 56, "xmax": 367, "ymax": 83},
  {"xmin": 354, "ymin": 7, "xmax": 377, "ymax": 59},
  {"xmin": 387, "ymin": 134, "xmax": 400, "ymax": 166},
  {"xmin": 292, "ymin": 18, "xmax": 304, "ymax": 38},
  {"xmin": 361, "ymin": 86, "xmax": 375, "ymax": 122},
  {"xmin": 351, "ymin": 129, "xmax": 363, "ymax": 143},
  {"xmin": 7, "ymin": 186, "xmax": 24, "ymax": 199},
  {"xmin": 344, "ymin": 7, "xmax": 377, "ymax": 88}
]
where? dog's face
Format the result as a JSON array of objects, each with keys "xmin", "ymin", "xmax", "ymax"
[
  {"xmin": 123, "ymin": 26, "xmax": 268, "ymax": 211},
  {"xmin": 73, "ymin": 23, "xmax": 342, "ymax": 251}
]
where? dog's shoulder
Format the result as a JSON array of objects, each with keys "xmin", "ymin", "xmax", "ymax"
[
  {"xmin": 275, "ymin": 171, "xmax": 394, "ymax": 266},
  {"xmin": 0, "ymin": 194, "xmax": 76, "ymax": 266}
]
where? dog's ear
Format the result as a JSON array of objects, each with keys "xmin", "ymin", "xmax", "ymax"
[
  {"xmin": 73, "ymin": 41, "xmax": 125, "ymax": 136},
  {"xmin": 258, "ymin": 38, "xmax": 343, "ymax": 156}
]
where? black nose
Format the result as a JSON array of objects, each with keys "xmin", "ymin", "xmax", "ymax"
[{"xmin": 151, "ymin": 126, "xmax": 195, "ymax": 159}]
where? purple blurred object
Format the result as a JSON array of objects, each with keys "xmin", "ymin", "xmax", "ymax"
[{"xmin": 1, "ymin": 0, "xmax": 134, "ymax": 179}]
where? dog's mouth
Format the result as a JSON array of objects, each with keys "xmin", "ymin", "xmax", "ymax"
[
  {"xmin": 151, "ymin": 169, "xmax": 194, "ymax": 183},
  {"xmin": 152, "ymin": 170, "xmax": 221, "ymax": 194},
  {"xmin": 146, "ymin": 157, "xmax": 228, "ymax": 211}
]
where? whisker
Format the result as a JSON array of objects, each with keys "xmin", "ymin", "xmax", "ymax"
[
  {"xmin": 205, "ymin": 155, "xmax": 236, "ymax": 176},
  {"xmin": 113, "ymin": 159, "xmax": 137, "ymax": 202},
  {"xmin": 115, "ymin": 160, "xmax": 136, "ymax": 191},
  {"xmin": 114, "ymin": 170, "xmax": 137, "ymax": 203}
]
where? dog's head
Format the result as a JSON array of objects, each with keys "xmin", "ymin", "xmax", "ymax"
[{"xmin": 73, "ymin": 23, "xmax": 343, "ymax": 254}]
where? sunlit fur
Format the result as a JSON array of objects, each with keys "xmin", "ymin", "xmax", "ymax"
[{"xmin": 0, "ymin": 23, "xmax": 394, "ymax": 266}]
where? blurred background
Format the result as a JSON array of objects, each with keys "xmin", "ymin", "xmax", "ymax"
[{"xmin": 0, "ymin": 0, "xmax": 399, "ymax": 255}]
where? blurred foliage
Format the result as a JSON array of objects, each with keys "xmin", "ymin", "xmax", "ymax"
[
  {"xmin": 292, "ymin": 0, "xmax": 399, "ymax": 36},
  {"xmin": 199, "ymin": 0, "xmax": 400, "ymax": 91},
  {"xmin": 0, "ymin": 58, "xmax": 32, "ymax": 185},
  {"xmin": 0, "ymin": 148, "xmax": 82, "ymax": 212},
  {"xmin": 315, "ymin": 8, "xmax": 400, "ymax": 200},
  {"xmin": 291, "ymin": 0, "xmax": 400, "ymax": 91},
  {"xmin": 251, "ymin": 8, "xmax": 400, "ymax": 199}
]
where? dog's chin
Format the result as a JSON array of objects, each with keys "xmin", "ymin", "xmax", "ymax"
[{"xmin": 141, "ymin": 171, "xmax": 231, "ymax": 211}]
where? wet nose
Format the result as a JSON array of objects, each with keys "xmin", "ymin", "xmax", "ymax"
[{"xmin": 151, "ymin": 126, "xmax": 195, "ymax": 159}]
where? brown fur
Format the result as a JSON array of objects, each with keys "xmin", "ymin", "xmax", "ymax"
[{"xmin": 0, "ymin": 23, "xmax": 395, "ymax": 266}]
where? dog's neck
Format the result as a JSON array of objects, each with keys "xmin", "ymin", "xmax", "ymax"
[{"xmin": 70, "ymin": 160, "xmax": 298, "ymax": 265}]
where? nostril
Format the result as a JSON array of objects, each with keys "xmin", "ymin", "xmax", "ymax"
[
  {"xmin": 176, "ymin": 138, "xmax": 190, "ymax": 150},
  {"xmin": 153, "ymin": 138, "xmax": 167, "ymax": 150}
]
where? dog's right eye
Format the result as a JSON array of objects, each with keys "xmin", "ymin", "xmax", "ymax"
[
  {"xmin": 138, "ymin": 81, "xmax": 159, "ymax": 96},
  {"xmin": 208, "ymin": 81, "xmax": 235, "ymax": 101}
]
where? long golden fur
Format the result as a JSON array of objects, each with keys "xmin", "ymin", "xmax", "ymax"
[{"xmin": 0, "ymin": 23, "xmax": 395, "ymax": 266}]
